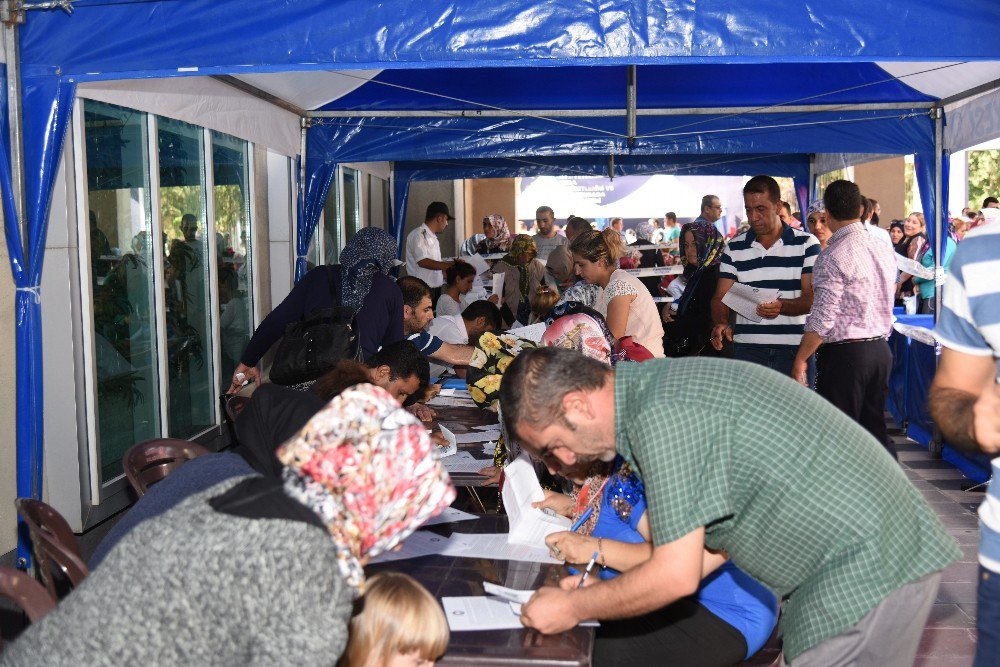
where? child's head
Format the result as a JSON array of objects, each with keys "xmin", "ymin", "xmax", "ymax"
[
  {"xmin": 340, "ymin": 572, "xmax": 449, "ymax": 667},
  {"xmin": 530, "ymin": 284, "xmax": 560, "ymax": 320}
]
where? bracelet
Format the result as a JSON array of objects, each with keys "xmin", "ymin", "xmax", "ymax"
[{"xmin": 597, "ymin": 537, "xmax": 606, "ymax": 568}]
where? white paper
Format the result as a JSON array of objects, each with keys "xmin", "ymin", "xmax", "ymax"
[
  {"xmin": 443, "ymin": 596, "xmax": 524, "ymax": 631},
  {"xmin": 895, "ymin": 253, "xmax": 935, "ymax": 280},
  {"xmin": 368, "ymin": 531, "xmax": 453, "ymax": 563},
  {"xmin": 434, "ymin": 425, "xmax": 457, "ymax": 459},
  {"xmin": 484, "ymin": 582, "xmax": 534, "ymax": 605},
  {"xmin": 721, "ymin": 282, "xmax": 780, "ymax": 322},
  {"xmin": 422, "ymin": 506, "xmax": 479, "ymax": 526},
  {"xmin": 428, "ymin": 396, "xmax": 478, "ymax": 408},
  {"xmin": 453, "ymin": 430, "xmax": 499, "ymax": 444},
  {"xmin": 463, "ymin": 253, "xmax": 491, "ymax": 276},
  {"xmin": 442, "ymin": 450, "xmax": 490, "ymax": 474},
  {"xmin": 507, "ymin": 322, "xmax": 547, "ymax": 344},
  {"xmin": 502, "ymin": 454, "xmax": 572, "ymax": 546},
  {"xmin": 483, "ymin": 441, "xmax": 497, "ymax": 455},
  {"xmin": 491, "ymin": 273, "xmax": 505, "ymax": 298},
  {"xmin": 445, "ymin": 532, "xmax": 561, "ymax": 563},
  {"xmin": 439, "ymin": 388, "xmax": 456, "ymax": 396}
]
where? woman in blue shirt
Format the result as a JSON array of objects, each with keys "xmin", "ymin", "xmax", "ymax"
[{"xmin": 541, "ymin": 457, "xmax": 778, "ymax": 667}]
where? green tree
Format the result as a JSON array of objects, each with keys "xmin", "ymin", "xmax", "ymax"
[{"xmin": 968, "ymin": 150, "xmax": 1000, "ymax": 211}]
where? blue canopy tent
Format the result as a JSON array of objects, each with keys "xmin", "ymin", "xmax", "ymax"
[{"xmin": 1, "ymin": 0, "xmax": 998, "ymax": 563}]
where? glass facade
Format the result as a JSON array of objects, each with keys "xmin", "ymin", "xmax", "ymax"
[
  {"xmin": 82, "ymin": 101, "xmax": 257, "ymax": 485},
  {"xmin": 84, "ymin": 101, "xmax": 160, "ymax": 482},
  {"xmin": 212, "ymin": 131, "xmax": 253, "ymax": 391}
]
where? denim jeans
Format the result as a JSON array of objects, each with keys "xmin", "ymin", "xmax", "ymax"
[
  {"xmin": 976, "ymin": 565, "xmax": 1000, "ymax": 667},
  {"xmin": 733, "ymin": 343, "xmax": 815, "ymax": 387}
]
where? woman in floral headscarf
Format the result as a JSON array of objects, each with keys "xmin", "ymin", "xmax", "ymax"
[
  {"xmin": 494, "ymin": 234, "xmax": 547, "ymax": 327},
  {"xmin": 475, "ymin": 213, "xmax": 513, "ymax": 254},
  {"xmin": 543, "ymin": 301, "xmax": 653, "ymax": 365},
  {"xmin": 3, "ymin": 383, "xmax": 455, "ymax": 666}
]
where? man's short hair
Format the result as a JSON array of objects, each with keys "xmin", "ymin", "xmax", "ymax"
[
  {"xmin": 536, "ymin": 206, "xmax": 554, "ymax": 218},
  {"xmin": 742, "ymin": 176, "xmax": 781, "ymax": 204},
  {"xmin": 665, "ymin": 211, "xmax": 677, "ymax": 222},
  {"xmin": 499, "ymin": 347, "xmax": 611, "ymax": 436},
  {"xmin": 823, "ymin": 180, "xmax": 865, "ymax": 222},
  {"xmin": 462, "ymin": 300, "xmax": 502, "ymax": 330},
  {"xmin": 984, "ymin": 196, "xmax": 999, "ymax": 208},
  {"xmin": 780, "ymin": 201, "xmax": 792, "ymax": 216},
  {"xmin": 397, "ymin": 276, "xmax": 432, "ymax": 309},
  {"xmin": 700, "ymin": 195, "xmax": 719, "ymax": 212},
  {"xmin": 366, "ymin": 340, "xmax": 429, "ymax": 387},
  {"xmin": 860, "ymin": 196, "xmax": 873, "ymax": 222}
]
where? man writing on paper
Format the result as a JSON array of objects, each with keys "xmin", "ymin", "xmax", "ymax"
[
  {"xmin": 791, "ymin": 180, "xmax": 898, "ymax": 458},
  {"xmin": 500, "ymin": 347, "xmax": 959, "ymax": 667},
  {"xmin": 710, "ymin": 176, "xmax": 820, "ymax": 380}
]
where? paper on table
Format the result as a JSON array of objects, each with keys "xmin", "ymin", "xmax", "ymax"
[
  {"xmin": 428, "ymin": 396, "xmax": 478, "ymax": 408},
  {"xmin": 442, "ymin": 450, "xmax": 490, "ymax": 474},
  {"xmin": 368, "ymin": 531, "xmax": 453, "ymax": 563},
  {"xmin": 502, "ymin": 454, "xmax": 571, "ymax": 546},
  {"xmin": 482, "ymin": 441, "xmax": 496, "ymax": 455},
  {"xmin": 507, "ymin": 322, "xmax": 547, "ymax": 344},
  {"xmin": 434, "ymin": 425, "xmax": 457, "ymax": 459},
  {"xmin": 443, "ymin": 596, "xmax": 524, "ymax": 631},
  {"xmin": 721, "ymin": 282, "xmax": 780, "ymax": 323},
  {"xmin": 491, "ymin": 273, "xmax": 505, "ymax": 298},
  {"xmin": 423, "ymin": 506, "xmax": 478, "ymax": 526},
  {"xmin": 445, "ymin": 532, "xmax": 560, "ymax": 563},
  {"xmin": 453, "ymin": 430, "xmax": 499, "ymax": 444},
  {"xmin": 484, "ymin": 581, "xmax": 534, "ymax": 604}
]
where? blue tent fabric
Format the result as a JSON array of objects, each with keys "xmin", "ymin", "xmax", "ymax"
[{"xmin": 294, "ymin": 159, "xmax": 338, "ymax": 281}]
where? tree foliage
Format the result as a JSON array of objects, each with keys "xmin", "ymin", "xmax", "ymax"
[{"xmin": 967, "ymin": 150, "xmax": 999, "ymax": 211}]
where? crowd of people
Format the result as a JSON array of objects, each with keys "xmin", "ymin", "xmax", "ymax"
[{"xmin": 7, "ymin": 181, "xmax": 998, "ymax": 667}]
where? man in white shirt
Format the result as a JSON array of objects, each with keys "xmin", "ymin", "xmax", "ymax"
[
  {"xmin": 426, "ymin": 300, "xmax": 501, "ymax": 379},
  {"xmin": 533, "ymin": 206, "xmax": 568, "ymax": 262},
  {"xmin": 861, "ymin": 197, "xmax": 893, "ymax": 248},
  {"xmin": 406, "ymin": 201, "xmax": 455, "ymax": 291}
]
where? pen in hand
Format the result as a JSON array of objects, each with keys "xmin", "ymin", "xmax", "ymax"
[
  {"xmin": 569, "ymin": 507, "xmax": 593, "ymax": 533},
  {"xmin": 578, "ymin": 551, "xmax": 599, "ymax": 589}
]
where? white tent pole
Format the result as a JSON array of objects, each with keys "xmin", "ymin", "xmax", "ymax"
[
  {"xmin": 933, "ymin": 107, "xmax": 944, "ymax": 325},
  {"xmin": 626, "ymin": 65, "xmax": 636, "ymax": 148},
  {"xmin": 2, "ymin": 4, "xmax": 28, "ymax": 244},
  {"xmin": 308, "ymin": 101, "xmax": 934, "ymax": 119},
  {"xmin": 808, "ymin": 154, "xmax": 816, "ymax": 201}
]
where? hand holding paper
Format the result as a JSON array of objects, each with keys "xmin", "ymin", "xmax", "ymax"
[{"xmin": 722, "ymin": 282, "xmax": 781, "ymax": 322}]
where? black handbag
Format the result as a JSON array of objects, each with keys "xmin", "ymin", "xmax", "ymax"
[{"xmin": 269, "ymin": 267, "xmax": 361, "ymax": 386}]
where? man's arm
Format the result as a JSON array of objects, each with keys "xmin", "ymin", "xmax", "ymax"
[
  {"xmin": 520, "ymin": 527, "xmax": 705, "ymax": 633},
  {"xmin": 930, "ymin": 347, "xmax": 1000, "ymax": 453},
  {"xmin": 428, "ymin": 342, "xmax": 474, "ymax": 366},
  {"xmin": 417, "ymin": 257, "xmax": 454, "ymax": 271},
  {"xmin": 709, "ymin": 277, "xmax": 735, "ymax": 349}
]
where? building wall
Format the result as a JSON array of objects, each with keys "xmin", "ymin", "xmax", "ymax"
[
  {"xmin": 463, "ymin": 178, "xmax": 517, "ymax": 239},
  {"xmin": 854, "ymin": 157, "xmax": 907, "ymax": 225}
]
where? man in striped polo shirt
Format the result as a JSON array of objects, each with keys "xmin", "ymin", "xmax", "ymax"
[
  {"xmin": 710, "ymin": 175, "xmax": 820, "ymax": 380},
  {"xmin": 929, "ymin": 221, "xmax": 1000, "ymax": 666}
]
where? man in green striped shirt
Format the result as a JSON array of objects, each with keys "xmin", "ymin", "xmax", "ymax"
[{"xmin": 500, "ymin": 348, "xmax": 959, "ymax": 665}]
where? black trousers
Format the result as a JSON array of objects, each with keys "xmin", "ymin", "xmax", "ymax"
[
  {"xmin": 594, "ymin": 598, "xmax": 747, "ymax": 667},
  {"xmin": 816, "ymin": 338, "xmax": 896, "ymax": 458}
]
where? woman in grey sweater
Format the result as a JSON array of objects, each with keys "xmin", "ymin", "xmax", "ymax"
[{"xmin": 2, "ymin": 384, "xmax": 456, "ymax": 666}]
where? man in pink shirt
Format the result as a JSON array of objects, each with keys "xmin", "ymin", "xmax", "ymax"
[{"xmin": 792, "ymin": 180, "xmax": 898, "ymax": 457}]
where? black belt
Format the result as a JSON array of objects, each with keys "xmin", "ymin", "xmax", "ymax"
[{"xmin": 823, "ymin": 336, "xmax": 885, "ymax": 346}]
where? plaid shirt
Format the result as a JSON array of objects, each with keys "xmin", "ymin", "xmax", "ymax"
[
  {"xmin": 804, "ymin": 222, "xmax": 897, "ymax": 342},
  {"xmin": 614, "ymin": 359, "xmax": 960, "ymax": 660}
]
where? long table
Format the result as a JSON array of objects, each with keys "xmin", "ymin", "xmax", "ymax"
[
  {"xmin": 366, "ymin": 510, "xmax": 594, "ymax": 666},
  {"xmin": 432, "ymin": 404, "xmax": 500, "ymax": 488}
]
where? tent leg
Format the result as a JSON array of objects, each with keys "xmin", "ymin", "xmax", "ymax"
[{"xmin": 932, "ymin": 108, "xmax": 943, "ymax": 326}]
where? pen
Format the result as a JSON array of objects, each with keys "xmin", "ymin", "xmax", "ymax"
[
  {"xmin": 568, "ymin": 507, "xmax": 593, "ymax": 533},
  {"xmin": 578, "ymin": 551, "xmax": 599, "ymax": 588}
]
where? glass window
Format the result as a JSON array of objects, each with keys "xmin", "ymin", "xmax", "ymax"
[
  {"xmin": 369, "ymin": 175, "xmax": 390, "ymax": 230},
  {"xmin": 322, "ymin": 175, "xmax": 342, "ymax": 264},
  {"xmin": 83, "ymin": 100, "xmax": 159, "ymax": 483},
  {"xmin": 343, "ymin": 167, "xmax": 361, "ymax": 244},
  {"xmin": 158, "ymin": 117, "xmax": 216, "ymax": 438},
  {"xmin": 211, "ymin": 131, "xmax": 253, "ymax": 391}
]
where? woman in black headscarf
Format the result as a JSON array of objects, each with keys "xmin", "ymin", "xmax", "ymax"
[{"xmin": 661, "ymin": 222, "xmax": 725, "ymax": 357}]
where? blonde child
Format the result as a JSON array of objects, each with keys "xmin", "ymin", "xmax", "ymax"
[
  {"xmin": 529, "ymin": 284, "xmax": 560, "ymax": 324},
  {"xmin": 339, "ymin": 572, "xmax": 449, "ymax": 667}
]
